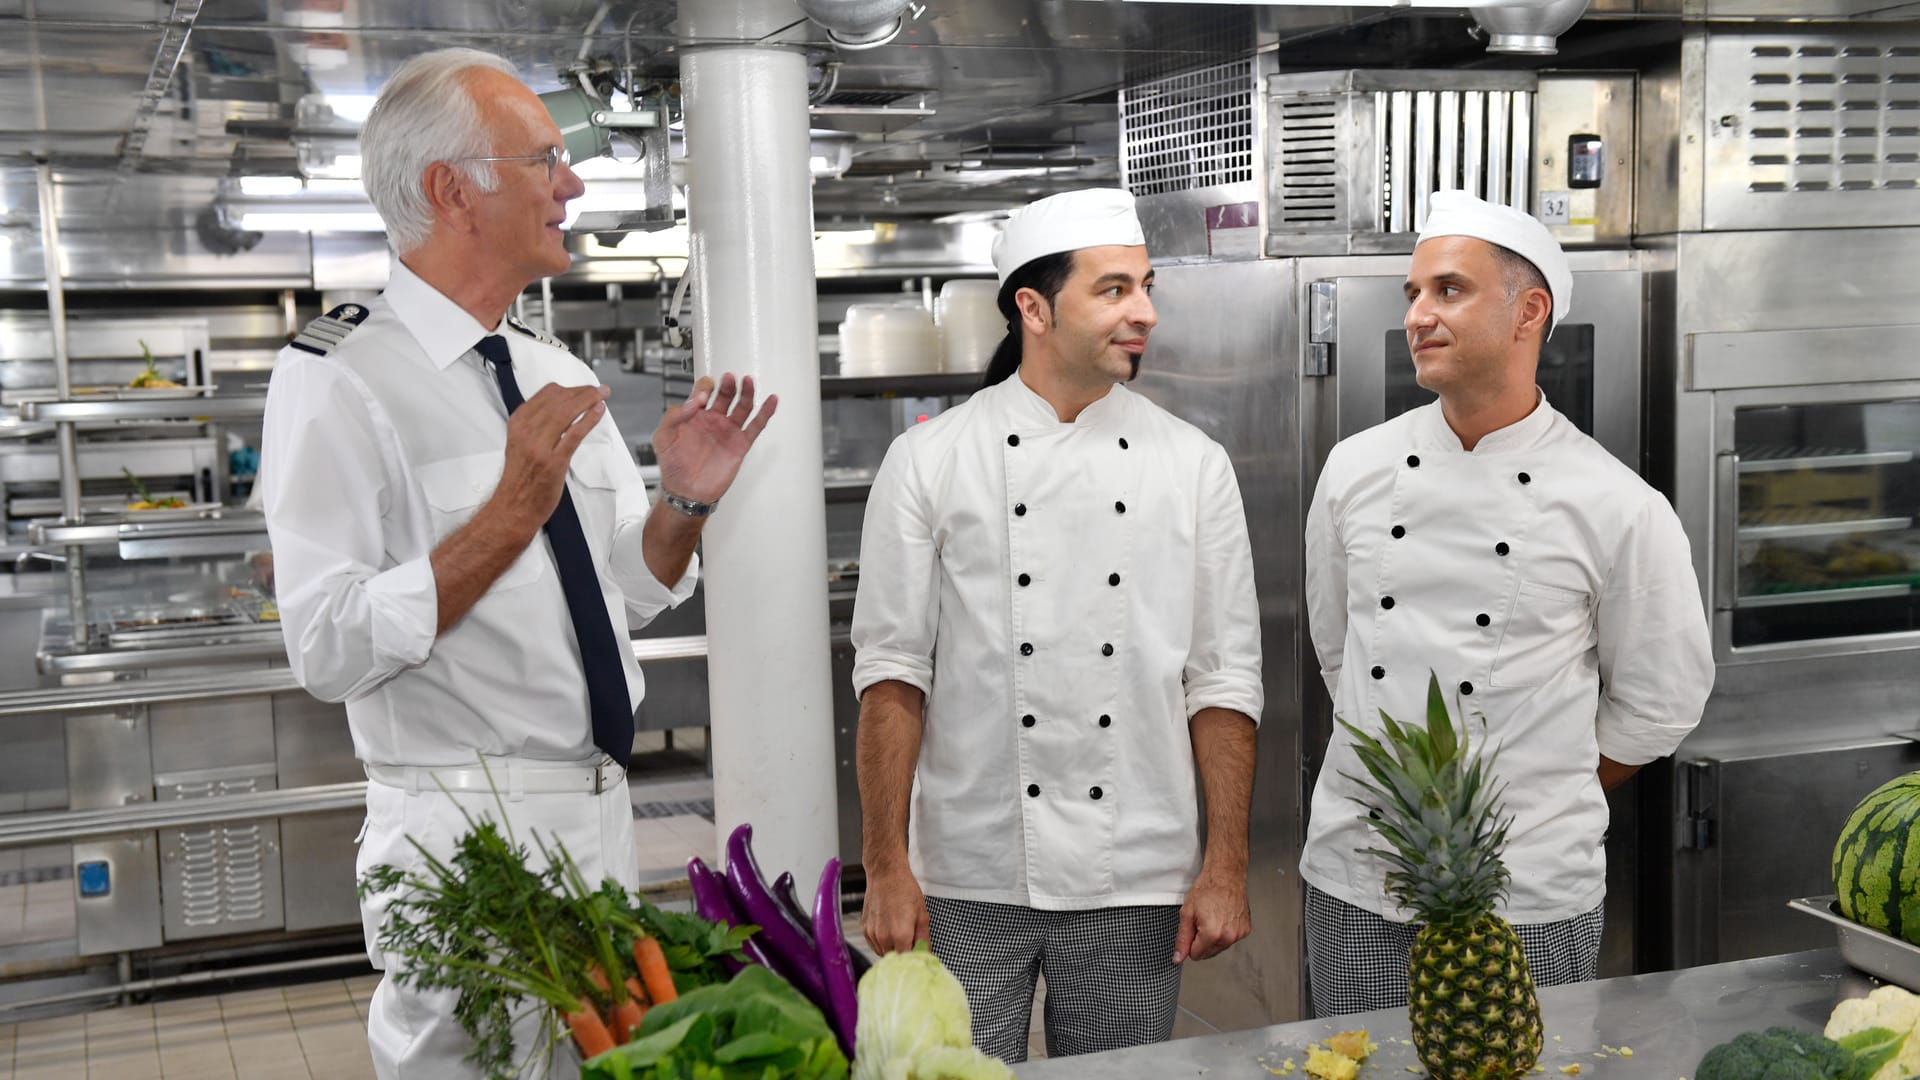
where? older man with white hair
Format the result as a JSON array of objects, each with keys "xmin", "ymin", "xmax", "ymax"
[
  {"xmin": 1299, "ymin": 190, "xmax": 1714, "ymax": 1017},
  {"xmin": 259, "ymin": 48, "xmax": 775, "ymax": 1077},
  {"xmin": 852, "ymin": 188, "xmax": 1263, "ymax": 1062}
]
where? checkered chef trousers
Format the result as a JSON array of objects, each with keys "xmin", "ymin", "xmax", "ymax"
[
  {"xmin": 925, "ymin": 896, "xmax": 1183, "ymax": 1063},
  {"xmin": 1304, "ymin": 884, "xmax": 1606, "ymax": 1019}
]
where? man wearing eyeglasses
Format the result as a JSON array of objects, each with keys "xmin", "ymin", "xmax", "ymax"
[{"xmin": 259, "ymin": 48, "xmax": 776, "ymax": 1079}]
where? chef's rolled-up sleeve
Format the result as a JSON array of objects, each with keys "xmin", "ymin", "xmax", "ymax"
[
  {"xmin": 262, "ymin": 355, "xmax": 438, "ymax": 704},
  {"xmin": 1593, "ymin": 491, "xmax": 1715, "ymax": 765},
  {"xmin": 1303, "ymin": 459, "xmax": 1348, "ymax": 707},
  {"xmin": 851, "ymin": 436, "xmax": 939, "ymax": 698},
  {"xmin": 599, "ymin": 414, "xmax": 700, "ymax": 625},
  {"xmin": 1184, "ymin": 445, "xmax": 1264, "ymax": 724}
]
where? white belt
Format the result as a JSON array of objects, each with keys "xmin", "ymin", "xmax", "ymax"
[{"xmin": 364, "ymin": 756, "xmax": 625, "ymax": 797}]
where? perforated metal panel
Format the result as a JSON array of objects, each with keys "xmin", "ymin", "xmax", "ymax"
[
  {"xmin": 158, "ymin": 770, "xmax": 284, "ymax": 941},
  {"xmin": 1265, "ymin": 71, "xmax": 1537, "ymax": 255},
  {"xmin": 1704, "ymin": 32, "xmax": 1920, "ymax": 228},
  {"xmin": 1120, "ymin": 60, "xmax": 1259, "ymax": 197}
]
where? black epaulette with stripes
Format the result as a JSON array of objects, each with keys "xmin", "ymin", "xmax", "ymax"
[
  {"xmin": 288, "ymin": 303, "xmax": 372, "ymax": 356},
  {"xmin": 506, "ymin": 314, "xmax": 566, "ymax": 351}
]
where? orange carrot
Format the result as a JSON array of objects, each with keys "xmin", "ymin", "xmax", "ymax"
[
  {"xmin": 585, "ymin": 967, "xmax": 644, "ymax": 1044},
  {"xmin": 565, "ymin": 1002, "xmax": 616, "ymax": 1058},
  {"xmin": 634, "ymin": 936, "xmax": 677, "ymax": 1005},
  {"xmin": 608, "ymin": 977, "xmax": 646, "ymax": 1044}
]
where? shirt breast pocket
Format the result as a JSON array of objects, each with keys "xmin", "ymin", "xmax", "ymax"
[
  {"xmin": 417, "ymin": 452, "xmax": 544, "ymax": 590},
  {"xmin": 1490, "ymin": 580, "xmax": 1595, "ymax": 689},
  {"xmin": 565, "ymin": 453, "xmax": 621, "ymax": 560}
]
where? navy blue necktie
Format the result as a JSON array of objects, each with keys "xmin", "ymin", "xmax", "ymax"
[{"xmin": 475, "ymin": 334, "xmax": 633, "ymax": 765}]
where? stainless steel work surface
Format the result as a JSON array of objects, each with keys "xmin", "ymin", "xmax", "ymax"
[{"xmin": 1015, "ymin": 949, "xmax": 1870, "ymax": 1078}]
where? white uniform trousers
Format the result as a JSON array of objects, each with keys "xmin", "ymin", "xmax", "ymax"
[{"xmin": 356, "ymin": 772, "xmax": 638, "ymax": 1079}]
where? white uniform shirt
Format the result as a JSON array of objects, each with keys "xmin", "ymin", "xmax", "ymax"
[
  {"xmin": 1301, "ymin": 397, "xmax": 1712, "ymax": 924},
  {"xmin": 260, "ymin": 259, "xmax": 697, "ymax": 767},
  {"xmin": 852, "ymin": 374, "xmax": 1264, "ymax": 911}
]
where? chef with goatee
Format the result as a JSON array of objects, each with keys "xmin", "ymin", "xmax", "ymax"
[{"xmin": 852, "ymin": 188, "xmax": 1263, "ymax": 1062}]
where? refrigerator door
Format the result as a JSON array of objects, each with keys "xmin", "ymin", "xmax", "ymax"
[
  {"xmin": 1669, "ymin": 738, "xmax": 1920, "ymax": 969},
  {"xmin": 1132, "ymin": 257, "xmax": 1308, "ymax": 1028},
  {"xmin": 1316, "ymin": 268, "xmax": 1643, "ymax": 469}
]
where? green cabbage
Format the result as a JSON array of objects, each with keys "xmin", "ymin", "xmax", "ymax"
[{"xmin": 851, "ymin": 946, "xmax": 1012, "ymax": 1080}]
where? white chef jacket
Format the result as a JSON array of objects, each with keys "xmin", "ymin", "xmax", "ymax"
[
  {"xmin": 1301, "ymin": 396, "xmax": 1712, "ymax": 924},
  {"xmin": 260, "ymin": 258, "xmax": 697, "ymax": 767},
  {"xmin": 852, "ymin": 373, "xmax": 1264, "ymax": 911}
]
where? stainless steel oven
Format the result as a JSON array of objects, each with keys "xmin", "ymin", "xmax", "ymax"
[
  {"xmin": 1651, "ymin": 225, "xmax": 1920, "ymax": 971},
  {"xmin": 1710, "ymin": 377, "xmax": 1920, "ymax": 662}
]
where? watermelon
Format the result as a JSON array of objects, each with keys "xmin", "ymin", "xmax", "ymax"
[{"xmin": 1833, "ymin": 772, "xmax": 1920, "ymax": 944}]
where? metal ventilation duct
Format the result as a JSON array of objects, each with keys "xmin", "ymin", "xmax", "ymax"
[
  {"xmin": 794, "ymin": 0, "xmax": 920, "ymax": 50},
  {"xmin": 1470, "ymin": 0, "xmax": 1590, "ymax": 55}
]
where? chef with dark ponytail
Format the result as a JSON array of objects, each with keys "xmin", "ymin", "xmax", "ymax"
[{"xmin": 850, "ymin": 188, "xmax": 1263, "ymax": 1064}]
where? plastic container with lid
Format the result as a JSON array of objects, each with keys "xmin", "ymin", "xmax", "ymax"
[
  {"xmin": 838, "ymin": 302, "xmax": 939, "ymax": 376},
  {"xmin": 934, "ymin": 279, "xmax": 1003, "ymax": 375}
]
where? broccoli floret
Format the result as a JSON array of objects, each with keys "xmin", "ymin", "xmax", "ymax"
[
  {"xmin": 1696, "ymin": 1027, "xmax": 1856, "ymax": 1080},
  {"xmin": 1697, "ymin": 1026, "xmax": 1908, "ymax": 1080}
]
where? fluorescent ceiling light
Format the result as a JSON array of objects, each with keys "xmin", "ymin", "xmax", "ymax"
[
  {"xmin": 320, "ymin": 94, "xmax": 379, "ymax": 124},
  {"xmin": 561, "ymin": 186, "xmax": 685, "ymax": 229},
  {"xmin": 307, "ymin": 178, "xmax": 367, "ymax": 196},
  {"xmin": 238, "ymin": 175, "xmax": 305, "ymax": 197},
  {"xmin": 303, "ymin": 153, "xmax": 364, "ymax": 181},
  {"xmin": 932, "ymin": 209, "xmax": 1013, "ymax": 225},
  {"xmin": 1116, "ymin": 0, "xmax": 1556, "ymax": 6},
  {"xmin": 238, "ymin": 210, "xmax": 387, "ymax": 232}
]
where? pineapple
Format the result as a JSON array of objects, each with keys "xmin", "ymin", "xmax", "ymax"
[{"xmin": 1338, "ymin": 673, "xmax": 1543, "ymax": 1080}]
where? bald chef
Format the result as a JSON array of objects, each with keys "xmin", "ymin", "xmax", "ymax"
[
  {"xmin": 1301, "ymin": 191, "xmax": 1714, "ymax": 1017},
  {"xmin": 852, "ymin": 188, "xmax": 1263, "ymax": 1061}
]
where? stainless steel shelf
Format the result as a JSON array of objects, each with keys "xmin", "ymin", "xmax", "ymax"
[
  {"xmin": 0, "ymin": 669, "xmax": 302, "ymax": 718},
  {"xmin": 826, "ymin": 480, "xmax": 873, "ymax": 503},
  {"xmin": 1737, "ymin": 449, "xmax": 1915, "ymax": 474},
  {"xmin": 17, "ymin": 393, "xmax": 268, "ymax": 423},
  {"xmin": 29, "ymin": 509, "xmax": 267, "ymax": 558},
  {"xmin": 39, "ymin": 636, "xmax": 290, "ymax": 675},
  {"xmin": 1736, "ymin": 583, "xmax": 1914, "ymax": 608},
  {"xmin": 0, "ymin": 782, "xmax": 368, "ymax": 850},
  {"xmin": 820, "ymin": 373, "xmax": 980, "ymax": 399},
  {"xmin": 1737, "ymin": 515, "xmax": 1914, "ymax": 540}
]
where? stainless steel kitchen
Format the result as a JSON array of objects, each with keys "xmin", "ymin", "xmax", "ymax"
[{"xmin": 2, "ymin": 0, "xmax": 1919, "ymax": 1077}]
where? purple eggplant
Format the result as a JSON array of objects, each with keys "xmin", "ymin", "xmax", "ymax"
[
  {"xmin": 725, "ymin": 824, "xmax": 828, "ymax": 1006},
  {"xmin": 686, "ymin": 856, "xmax": 755, "ymax": 973},
  {"xmin": 812, "ymin": 857, "xmax": 859, "ymax": 1057},
  {"xmin": 773, "ymin": 871, "xmax": 818, "ymax": 946}
]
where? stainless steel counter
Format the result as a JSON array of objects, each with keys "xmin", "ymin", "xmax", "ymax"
[{"xmin": 1015, "ymin": 949, "xmax": 1873, "ymax": 1078}]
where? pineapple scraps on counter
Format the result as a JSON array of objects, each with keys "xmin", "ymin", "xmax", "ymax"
[
  {"xmin": 1303, "ymin": 1044, "xmax": 1359, "ymax": 1080},
  {"xmin": 1325, "ymin": 1029, "xmax": 1376, "ymax": 1060}
]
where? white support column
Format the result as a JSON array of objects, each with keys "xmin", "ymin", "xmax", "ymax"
[{"xmin": 680, "ymin": 3, "xmax": 840, "ymax": 881}]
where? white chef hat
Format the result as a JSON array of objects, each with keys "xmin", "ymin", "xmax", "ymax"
[
  {"xmin": 991, "ymin": 188, "xmax": 1146, "ymax": 286},
  {"xmin": 1417, "ymin": 190, "xmax": 1572, "ymax": 334}
]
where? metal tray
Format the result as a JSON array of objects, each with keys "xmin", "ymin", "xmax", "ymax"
[{"xmin": 1790, "ymin": 895, "xmax": 1920, "ymax": 989}]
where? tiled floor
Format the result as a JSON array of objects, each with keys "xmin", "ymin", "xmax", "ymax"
[{"xmin": 0, "ymin": 975, "xmax": 379, "ymax": 1079}]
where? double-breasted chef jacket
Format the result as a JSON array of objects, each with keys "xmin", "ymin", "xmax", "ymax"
[
  {"xmin": 852, "ymin": 373, "xmax": 1264, "ymax": 911},
  {"xmin": 1301, "ymin": 395, "xmax": 1713, "ymax": 925}
]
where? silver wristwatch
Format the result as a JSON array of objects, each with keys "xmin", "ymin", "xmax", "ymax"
[{"xmin": 660, "ymin": 490, "xmax": 717, "ymax": 517}]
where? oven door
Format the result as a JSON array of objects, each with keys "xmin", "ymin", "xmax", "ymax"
[
  {"xmin": 1315, "ymin": 269, "xmax": 1643, "ymax": 469},
  {"xmin": 1711, "ymin": 379, "xmax": 1920, "ymax": 661}
]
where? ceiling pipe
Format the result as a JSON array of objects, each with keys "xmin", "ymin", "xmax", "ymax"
[{"xmin": 793, "ymin": 0, "xmax": 920, "ymax": 50}]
